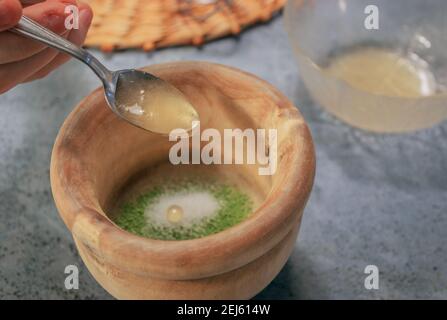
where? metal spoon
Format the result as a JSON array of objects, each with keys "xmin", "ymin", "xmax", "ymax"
[{"xmin": 11, "ymin": 16, "xmax": 199, "ymax": 134}]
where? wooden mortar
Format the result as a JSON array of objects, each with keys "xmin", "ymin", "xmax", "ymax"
[{"xmin": 50, "ymin": 61, "xmax": 315, "ymax": 299}]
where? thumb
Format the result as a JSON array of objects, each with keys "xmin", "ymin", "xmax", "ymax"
[{"xmin": 0, "ymin": 0, "xmax": 22, "ymax": 32}]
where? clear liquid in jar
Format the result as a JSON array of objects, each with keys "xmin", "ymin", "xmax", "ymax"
[{"xmin": 325, "ymin": 47, "xmax": 437, "ymax": 98}]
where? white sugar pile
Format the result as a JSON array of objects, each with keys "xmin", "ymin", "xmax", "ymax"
[{"xmin": 145, "ymin": 191, "xmax": 220, "ymax": 227}]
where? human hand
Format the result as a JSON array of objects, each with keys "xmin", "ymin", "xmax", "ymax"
[{"xmin": 0, "ymin": 0, "xmax": 93, "ymax": 93}]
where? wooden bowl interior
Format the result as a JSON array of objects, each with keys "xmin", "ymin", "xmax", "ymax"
[{"xmin": 80, "ymin": 64, "xmax": 289, "ymax": 224}]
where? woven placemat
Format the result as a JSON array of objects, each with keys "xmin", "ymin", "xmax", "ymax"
[{"xmin": 83, "ymin": 0, "xmax": 286, "ymax": 52}]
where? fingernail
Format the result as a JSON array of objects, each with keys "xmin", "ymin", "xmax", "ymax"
[
  {"xmin": 59, "ymin": 0, "xmax": 78, "ymax": 6},
  {"xmin": 46, "ymin": 13, "xmax": 65, "ymax": 30}
]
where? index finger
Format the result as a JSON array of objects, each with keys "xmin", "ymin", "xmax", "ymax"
[{"xmin": 0, "ymin": 0, "xmax": 78, "ymax": 64}]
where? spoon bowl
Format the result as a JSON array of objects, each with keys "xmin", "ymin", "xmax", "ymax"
[{"xmin": 112, "ymin": 69, "xmax": 200, "ymax": 134}]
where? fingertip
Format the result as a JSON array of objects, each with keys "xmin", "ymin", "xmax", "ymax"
[
  {"xmin": 78, "ymin": 2, "xmax": 93, "ymax": 26},
  {"xmin": 23, "ymin": 1, "xmax": 71, "ymax": 34},
  {"xmin": 0, "ymin": 0, "xmax": 23, "ymax": 31},
  {"xmin": 66, "ymin": 3, "xmax": 92, "ymax": 47}
]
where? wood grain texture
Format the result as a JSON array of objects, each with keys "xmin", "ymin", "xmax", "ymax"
[{"xmin": 50, "ymin": 61, "xmax": 315, "ymax": 299}]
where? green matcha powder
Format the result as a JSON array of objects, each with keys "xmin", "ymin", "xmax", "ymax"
[{"xmin": 114, "ymin": 180, "xmax": 253, "ymax": 240}]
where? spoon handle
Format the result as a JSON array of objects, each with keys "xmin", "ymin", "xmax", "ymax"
[{"xmin": 11, "ymin": 16, "xmax": 112, "ymax": 83}]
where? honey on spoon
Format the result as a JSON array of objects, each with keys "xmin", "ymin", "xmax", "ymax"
[
  {"xmin": 114, "ymin": 71, "xmax": 199, "ymax": 134},
  {"xmin": 11, "ymin": 16, "xmax": 199, "ymax": 134}
]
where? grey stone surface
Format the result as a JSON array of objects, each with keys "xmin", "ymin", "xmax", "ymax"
[{"xmin": 0, "ymin": 16, "xmax": 446, "ymax": 300}]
